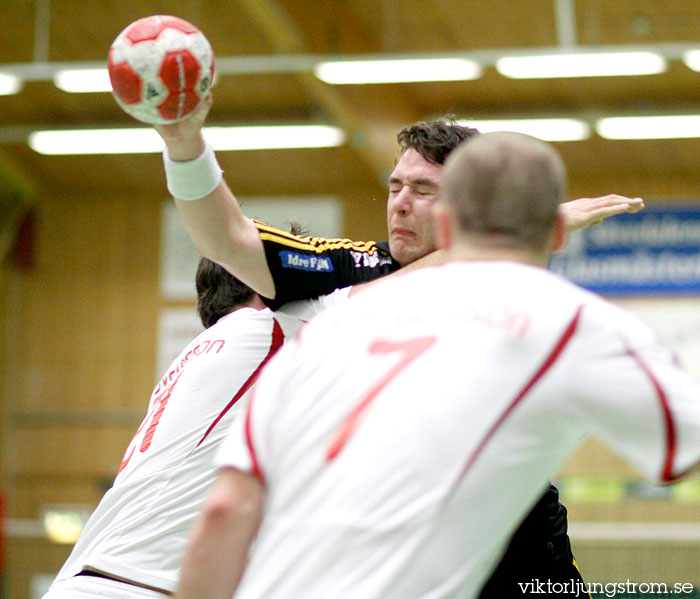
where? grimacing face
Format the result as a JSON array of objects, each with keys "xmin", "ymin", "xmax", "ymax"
[{"xmin": 386, "ymin": 148, "xmax": 444, "ymax": 266}]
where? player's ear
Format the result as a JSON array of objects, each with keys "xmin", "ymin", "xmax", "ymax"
[
  {"xmin": 433, "ymin": 201, "xmax": 452, "ymax": 250},
  {"xmin": 550, "ymin": 210, "xmax": 567, "ymax": 253}
]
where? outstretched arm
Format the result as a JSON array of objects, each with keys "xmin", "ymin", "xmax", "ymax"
[
  {"xmin": 155, "ymin": 97, "xmax": 276, "ymax": 299},
  {"xmin": 560, "ymin": 194, "xmax": 645, "ymax": 233},
  {"xmin": 177, "ymin": 467, "xmax": 264, "ymax": 599}
]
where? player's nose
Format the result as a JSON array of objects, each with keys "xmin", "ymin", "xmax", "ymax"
[{"xmin": 390, "ymin": 186, "xmax": 413, "ymax": 215}]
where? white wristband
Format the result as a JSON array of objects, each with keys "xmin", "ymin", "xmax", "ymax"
[{"xmin": 163, "ymin": 142, "xmax": 223, "ymax": 201}]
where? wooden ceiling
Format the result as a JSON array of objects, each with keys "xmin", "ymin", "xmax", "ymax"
[{"xmin": 1, "ymin": 0, "xmax": 700, "ymax": 209}]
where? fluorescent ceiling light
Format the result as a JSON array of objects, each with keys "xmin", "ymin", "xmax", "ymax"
[
  {"xmin": 0, "ymin": 73, "xmax": 23, "ymax": 95},
  {"xmin": 460, "ymin": 118, "xmax": 590, "ymax": 142},
  {"xmin": 315, "ymin": 58, "xmax": 481, "ymax": 84},
  {"xmin": 496, "ymin": 51, "xmax": 666, "ymax": 79},
  {"xmin": 54, "ymin": 68, "xmax": 112, "ymax": 93},
  {"xmin": 596, "ymin": 115, "xmax": 700, "ymax": 140},
  {"xmin": 204, "ymin": 125, "xmax": 346, "ymax": 150},
  {"xmin": 29, "ymin": 125, "xmax": 346, "ymax": 155},
  {"xmin": 682, "ymin": 49, "xmax": 700, "ymax": 72},
  {"xmin": 29, "ymin": 128, "xmax": 163, "ymax": 154}
]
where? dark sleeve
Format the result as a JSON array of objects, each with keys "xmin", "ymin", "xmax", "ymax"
[
  {"xmin": 478, "ymin": 484, "xmax": 578, "ymax": 599},
  {"xmin": 254, "ymin": 220, "xmax": 400, "ymax": 309},
  {"xmin": 499, "ymin": 483, "xmax": 572, "ymax": 562}
]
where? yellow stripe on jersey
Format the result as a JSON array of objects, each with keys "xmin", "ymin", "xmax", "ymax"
[
  {"xmin": 571, "ymin": 560, "xmax": 592, "ymax": 599},
  {"xmin": 254, "ymin": 220, "xmax": 382, "ymax": 255}
]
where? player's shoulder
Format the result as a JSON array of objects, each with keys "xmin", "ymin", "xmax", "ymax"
[
  {"xmin": 578, "ymin": 291, "xmax": 658, "ymax": 342},
  {"xmin": 253, "ymin": 219, "xmax": 387, "ymax": 254},
  {"xmin": 202, "ymin": 306, "xmax": 278, "ymax": 341},
  {"xmin": 531, "ymin": 267, "xmax": 661, "ymax": 348},
  {"xmin": 213, "ymin": 305, "xmax": 274, "ymax": 324}
]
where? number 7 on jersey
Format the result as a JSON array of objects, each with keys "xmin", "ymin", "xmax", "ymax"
[{"xmin": 326, "ymin": 336, "xmax": 437, "ymax": 460}]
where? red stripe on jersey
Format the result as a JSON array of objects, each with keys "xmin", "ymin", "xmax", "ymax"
[
  {"xmin": 245, "ymin": 388, "xmax": 263, "ymax": 480},
  {"xmin": 625, "ymin": 345, "xmax": 678, "ymax": 482},
  {"xmin": 449, "ymin": 305, "xmax": 584, "ymax": 496},
  {"xmin": 195, "ymin": 318, "xmax": 285, "ymax": 449}
]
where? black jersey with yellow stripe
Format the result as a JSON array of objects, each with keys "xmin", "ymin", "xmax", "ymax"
[{"xmin": 255, "ymin": 221, "xmax": 401, "ymax": 309}]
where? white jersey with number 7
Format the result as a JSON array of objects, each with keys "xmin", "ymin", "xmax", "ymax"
[{"xmin": 218, "ymin": 261, "xmax": 700, "ymax": 599}]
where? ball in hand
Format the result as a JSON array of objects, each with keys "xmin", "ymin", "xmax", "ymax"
[{"xmin": 108, "ymin": 15, "xmax": 215, "ymax": 124}]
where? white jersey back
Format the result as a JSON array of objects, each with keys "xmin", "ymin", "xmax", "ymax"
[
  {"xmin": 49, "ymin": 306, "xmax": 309, "ymax": 593},
  {"xmin": 219, "ymin": 261, "xmax": 700, "ymax": 599}
]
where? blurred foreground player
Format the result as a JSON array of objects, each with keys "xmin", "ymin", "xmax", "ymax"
[
  {"xmin": 178, "ymin": 132, "xmax": 700, "ymax": 599},
  {"xmin": 42, "ymin": 258, "xmax": 325, "ymax": 599}
]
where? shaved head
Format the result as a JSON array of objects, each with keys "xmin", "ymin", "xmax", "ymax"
[{"xmin": 441, "ymin": 132, "xmax": 566, "ymax": 251}]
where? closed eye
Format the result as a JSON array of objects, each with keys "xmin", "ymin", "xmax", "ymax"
[{"xmin": 414, "ymin": 185, "xmax": 438, "ymax": 197}]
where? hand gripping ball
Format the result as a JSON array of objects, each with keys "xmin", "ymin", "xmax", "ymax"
[{"xmin": 108, "ymin": 15, "xmax": 215, "ymax": 124}]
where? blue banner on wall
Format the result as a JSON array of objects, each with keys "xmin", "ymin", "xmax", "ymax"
[{"xmin": 549, "ymin": 205, "xmax": 700, "ymax": 295}]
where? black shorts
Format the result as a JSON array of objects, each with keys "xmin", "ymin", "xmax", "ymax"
[{"xmin": 479, "ymin": 485, "xmax": 590, "ymax": 599}]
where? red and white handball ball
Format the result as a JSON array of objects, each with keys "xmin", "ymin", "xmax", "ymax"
[{"xmin": 108, "ymin": 15, "xmax": 215, "ymax": 124}]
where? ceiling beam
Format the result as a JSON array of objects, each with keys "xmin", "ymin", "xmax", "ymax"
[
  {"xmin": 1, "ymin": 42, "xmax": 698, "ymax": 81},
  {"xmin": 554, "ymin": 0, "xmax": 578, "ymax": 48},
  {"xmin": 234, "ymin": 0, "xmax": 421, "ymax": 184}
]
